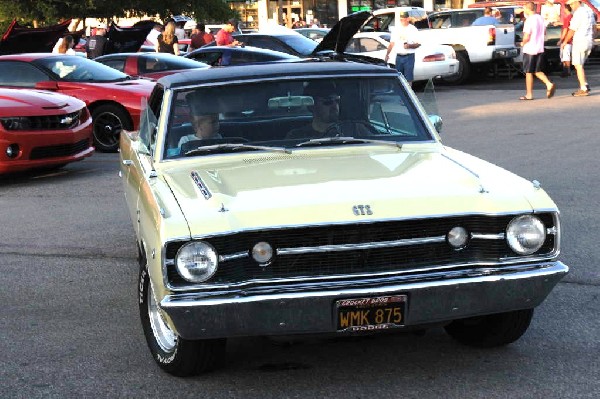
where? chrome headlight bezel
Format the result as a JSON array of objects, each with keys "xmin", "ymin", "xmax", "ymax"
[
  {"xmin": 175, "ymin": 241, "xmax": 218, "ymax": 283},
  {"xmin": 506, "ymin": 215, "xmax": 546, "ymax": 255}
]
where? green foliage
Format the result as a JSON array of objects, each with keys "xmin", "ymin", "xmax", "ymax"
[{"xmin": 0, "ymin": 0, "xmax": 235, "ymax": 28}]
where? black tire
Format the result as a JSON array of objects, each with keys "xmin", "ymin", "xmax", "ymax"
[
  {"xmin": 441, "ymin": 51, "xmax": 471, "ymax": 85},
  {"xmin": 91, "ymin": 104, "xmax": 132, "ymax": 152},
  {"xmin": 444, "ymin": 308, "xmax": 534, "ymax": 348},
  {"xmin": 139, "ymin": 258, "xmax": 225, "ymax": 377}
]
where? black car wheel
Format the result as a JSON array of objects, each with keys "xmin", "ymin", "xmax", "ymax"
[
  {"xmin": 444, "ymin": 308, "xmax": 534, "ymax": 348},
  {"xmin": 441, "ymin": 51, "xmax": 470, "ymax": 85},
  {"xmin": 139, "ymin": 256, "xmax": 225, "ymax": 377},
  {"xmin": 91, "ymin": 104, "xmax": 131, "ymax": 152}
]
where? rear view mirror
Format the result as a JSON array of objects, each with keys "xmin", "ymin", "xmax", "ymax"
[
  {"xmin": 268, "ymin": 95, "xmax": 314, "ymax": 109},
  {"xmin": 428, "ymin": 115, "xmax": 443, "ymax": 133}
]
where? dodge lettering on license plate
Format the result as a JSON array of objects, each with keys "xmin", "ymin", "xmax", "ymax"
[{"xmin": 336, "ymin": 295, "xmax": 407, "ymax": 332}]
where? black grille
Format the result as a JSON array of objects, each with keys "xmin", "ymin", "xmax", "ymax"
[
  {"xmin": 166, "ymin": 213, "xmax": 557, "ymax": 286},
  {"xmin": 30, "ymin": 139, "xmax": 90, "ymax": 160},
  {"xmin": 0, "ymin": 110, "xmax": 81, "ymax": 131}
]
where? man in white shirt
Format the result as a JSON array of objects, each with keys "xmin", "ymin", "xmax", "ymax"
[
  {"xmin": 561, "ymin": 0, "xmax": 596, "ymax": 96},
  {"xmin": 384, "ymin": 11, "xmax": 420, "ymax": 87}
]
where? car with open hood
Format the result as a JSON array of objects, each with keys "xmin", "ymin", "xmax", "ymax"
[
  {"xmin": 120, "ymin": 55, "xmax": 568, "ymax": 376},
  {"xmin": 0, "ymin": 53, "xmax": 154, "ymax": 152},
  {"xmin": 1, "ymin": 88, "xmax": 93, "ymax": 173}
]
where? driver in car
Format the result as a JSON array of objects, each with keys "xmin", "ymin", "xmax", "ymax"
[{"xmin": 286, "ymin": 82, "xmax": 341, "ymax": 139}]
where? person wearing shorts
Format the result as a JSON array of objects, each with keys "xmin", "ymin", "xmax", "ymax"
[
  {"xmin": 557, "ymin": 4, "xmax": 573, "ymax": 77},
  {"xmin": 561, "ymin": 0, "xmax": 595, "ymax": 96},
  {"xmin": 520, "ymin": 2, "xmax": 555, "ymax": 100}
]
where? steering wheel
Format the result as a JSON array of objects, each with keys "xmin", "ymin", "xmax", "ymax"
[{"xmin": 324, "ymin": 120, "xmax": 379, "ymax": 137}]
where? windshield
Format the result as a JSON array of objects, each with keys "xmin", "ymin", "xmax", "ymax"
[
  {"xmin": 34, "ymin": 56, "xmax": 130, "ymax": 82},
  {"xmin": 278, "ymin": 35, "xmax": 318, "ymax": 55},
  {"xmin": 162, "ymin": 77, "xmax": 433, "ymax": 159}
]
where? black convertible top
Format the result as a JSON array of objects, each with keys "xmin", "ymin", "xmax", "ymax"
[{"xmin": 157, "ymin": 60, "xmax": 397, "ymax": 89}]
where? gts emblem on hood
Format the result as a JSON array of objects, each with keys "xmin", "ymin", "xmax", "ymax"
[
  {"xmin": 353, "ymin": 205, "xmax": 373, "ymax": 216},
  {"xmin": 191, "ymin": 171, "xmax": 212, "ymax": 200}
]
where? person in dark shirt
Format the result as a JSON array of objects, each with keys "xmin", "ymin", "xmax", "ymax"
[
  {"xmin": 156, "ymin": 21, "xmax": 179, "ymax": 55},
  {"xmin": 86, "ymin": 23, "xmax": 108, "ymax": 59},
  {"xmin": 286, "ymin": 82, "xmax": 341, "ymax": 139}
]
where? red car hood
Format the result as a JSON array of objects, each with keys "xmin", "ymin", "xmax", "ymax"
[{"xmin": 0, "ymin": 88, "xmax": 84, "ymax": 116}]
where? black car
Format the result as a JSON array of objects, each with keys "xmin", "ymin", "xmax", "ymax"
[
  {"xmin": 185, "ymin": 45, "xmax": 299, "ymax": 66},
  {"xmin": 204, "ymin": 32, "xmax": 319, "ymax": 57}
]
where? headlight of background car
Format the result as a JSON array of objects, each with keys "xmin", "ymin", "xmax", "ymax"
[
  {"xmin": 175, "ymin": 241, "xmax": 218, "ymax": 282},
  {"xmin": 506, "ymin": 215, "xmax": 546, "ymax": 255}
]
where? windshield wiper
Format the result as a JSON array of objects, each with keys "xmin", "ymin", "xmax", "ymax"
[
  {"xmin": 184, "ymin": 143, "xmax": 291, "ymax": 157},
  {"xmin": 295, "ymin": 136, "xmax": 402, "ymax": 149}
]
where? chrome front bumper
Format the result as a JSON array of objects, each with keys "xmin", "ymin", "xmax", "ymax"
[{"xmin": 161, "ymin": 261, "xmax": 568, "ymax": 340}]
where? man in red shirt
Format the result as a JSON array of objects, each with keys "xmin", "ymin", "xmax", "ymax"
[
  {"xmin": 190, "ymin": 23, "xmax": 215, "ymax": 51},
  {"xmin": 557, "ymin": 4, "xmax": 573, "ymax": 77},
  {"xmin": 215, "ymin": 19, "xmax": 241, "ymax": 47}
]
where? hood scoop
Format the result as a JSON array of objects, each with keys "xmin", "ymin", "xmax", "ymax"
[{"xmin": 42, "ymin": 103, "xmax": 68, "ymax": 110}]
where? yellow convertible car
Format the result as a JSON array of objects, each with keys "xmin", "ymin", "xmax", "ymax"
[{"xmin": 120, "ymin": 61, "xmax": 568, "ymax": 376}]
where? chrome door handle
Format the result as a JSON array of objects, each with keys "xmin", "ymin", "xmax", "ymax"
[{"xmin": 122, "ymin": 160, "xmax": 133, "ymax": 166}]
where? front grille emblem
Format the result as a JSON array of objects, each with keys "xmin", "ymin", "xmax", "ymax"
[{"xmin": 353, "ymin": 205, "xmax": 373, "ymax": 216}]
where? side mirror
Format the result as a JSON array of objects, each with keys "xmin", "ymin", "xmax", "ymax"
[
  {"xmin": 428, "ymin": 115, "xmax": 443, "ymax": 133},
  {"xmin": 34, "ymin": 81, "xmax": 59, "ymax": 91}
]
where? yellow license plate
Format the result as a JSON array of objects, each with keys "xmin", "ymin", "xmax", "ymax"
[{"xmin": 336, "ymin": 295, "xmax": 407, "ymax": 332}]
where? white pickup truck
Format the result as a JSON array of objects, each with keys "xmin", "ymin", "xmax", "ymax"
[{"xmin": 366, "ymin": 7, "xmax": 519, "ymax": 84}]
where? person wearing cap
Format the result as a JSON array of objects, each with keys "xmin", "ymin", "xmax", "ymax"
[
  {"xmin": 384, "ymin": 11, "xmax": 420, "ymax": 87},
  {"xmin": 472, "ymin": 7, "xmax": 499, "ymax": 26},
  {"xmin": 286, "ymin": 81, "xmax": 341, "ymax": 139},
  {"xmin": 86, "ymin": 23, "xmax": 108, "ymax": 59},
  {"xmin": 215, "ymin": 19, "xmax": 241, "ymax": 47},
  {"xmin": 561, "ymin": 0, "xmax": 595, "ymax": 96},
  {"xmin": 519, "ymin": 2, "xmax": 555, "ymax": 100}
]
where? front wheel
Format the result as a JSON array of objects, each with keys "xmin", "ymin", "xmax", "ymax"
[
  {"xmin": 91, "ymin": 104, "xmax": 131, "ymax": 152},
  {"xmin": 139, "ymin": 262, "xmax": 225, "ymax": 377},
  {"xmin": 444, "ymin": 308, "xmax": 534, "ymax": 348}
]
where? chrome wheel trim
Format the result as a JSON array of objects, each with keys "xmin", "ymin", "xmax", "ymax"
[{"xmin": 147, "ymin": 283, "xmax": 177, "ymax": 352}]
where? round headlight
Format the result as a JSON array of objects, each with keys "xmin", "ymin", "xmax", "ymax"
[
  {"xmin": 252, "ymin": 241, "xmax": 273, "ymax": 266},
  {"xmin": 175, "ymin": 241, "xmax": 218, "ymax": 283},
  {"xmin": 506, "ymin": 215, "xmax": 546, "ymax": 255},
  {"xmin": 447, "ymin": 226, "xmax": 469, "ymax": 250}
]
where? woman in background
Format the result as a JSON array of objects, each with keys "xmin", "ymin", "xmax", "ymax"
[
  {"xmin": 156, "ymin": 21, "xmax": 179, "ymax": 55},
  {"xmin": 57, "ymin": 35, "xmax": 76, "ymax": 55}
]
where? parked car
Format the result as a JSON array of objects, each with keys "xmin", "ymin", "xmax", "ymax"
[
  {"xmin": 294, "ymin": 27, "xmax": 331, "ymax": 42},
  {"xmin": 1, "ymin": 88, "xmax": 93, "ymax": 174},
  {"xmin": 205, "ymin": 31, "xmax": 319, "ymax": 57},
  {"xmin": 120, "ymin": 58, "xmax": 567, "ymax": 376},
  {"xmin": 95, "ymin": 52, "xmax": 209, "ymax": 80},
  {"xmin": 185, "ymin": 45, "xmax": 300, "ymax": 66},
  {"xmin": 346, "ymin": 32, "xmax": 459, "ymax": 83},
  {"xmin": 0, "ymin": 54, "xmax": 155, "ymax": 152}
]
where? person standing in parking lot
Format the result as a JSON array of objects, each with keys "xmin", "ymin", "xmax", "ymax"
[
  {"xmin": 519, "ymin": 2, "xmax": 555, "ymax": 100},
  {"xmin": 156, "ymin": 21, "xmax": 180, "ymax": 55},
  {"xmin": 216, "ymin": 19, "xmax": 241, "ymax": 47},
  {"xmin": 561, "ymin": 0, "xmax": 595, "ymax": 96},
  {"xmin": 86, "ymin": 23, "xmax": 108, "ymax": 59},
  {"xmin": 384, "ymin": 11, "xmax": 420, "ymax": 87},
  {"xmin": 557, "ymin": 4, "xmax": 573, "ymax": 77},
  {"xmin": 190, "ymin": 23, "xmax": 214, "ymax": 51}
]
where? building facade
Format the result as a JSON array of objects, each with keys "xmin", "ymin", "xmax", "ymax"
[{"xmin": 227, "ymin": 0, "xmax": 460, "ymax": 30}]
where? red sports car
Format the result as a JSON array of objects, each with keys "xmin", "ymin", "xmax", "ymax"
[
  {"xmin": 0, "ymin": 53, "xmax": 155, "ymax": 152},
  {"xmin": 0, "ymin": 88, "xmax": 93, "ymax": 174},
  {"xmin": 94, "ymin": 52, "xmax": 209, "ymax": 80}
]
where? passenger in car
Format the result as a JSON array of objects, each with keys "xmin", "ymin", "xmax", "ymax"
[{"xmin": 286, "ymin": 82, "xmax": 341, "ymax": 139}]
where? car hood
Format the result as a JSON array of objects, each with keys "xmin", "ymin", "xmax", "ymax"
[
  {"xmin": 313, "ymin": 11, "xmax": 372, "ymax": 54},
  {"xmin": 0, "ymin": 88, "xmax": 83, "ymax": 116},
  {"xmin": 160, "ymin": 146, "xmax": 555, "ymax": 237}
]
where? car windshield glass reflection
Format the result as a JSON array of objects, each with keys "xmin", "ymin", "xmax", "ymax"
[
  {"xmin": 35, "ymin": 56, "xmax": 130, "ymax": 82},
  {"xmin": 163, "ymin": 77, "xmax": 433, "ymax": 160}
]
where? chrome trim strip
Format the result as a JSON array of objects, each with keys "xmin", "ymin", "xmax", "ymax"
[
  {"xmin": 471, "ymin": 233, "xmax": 504, "ymax": 240},
  {"xmin": 277, "ymin": 236, "xmax": 446, "ymax": 256},
  {"xmin": 165, "ymin": 253, "xmax": 560, "ymax": 292},
  {"xmin": 219, "ymin": 252, "xmax": 247, "ymax": 262}
]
